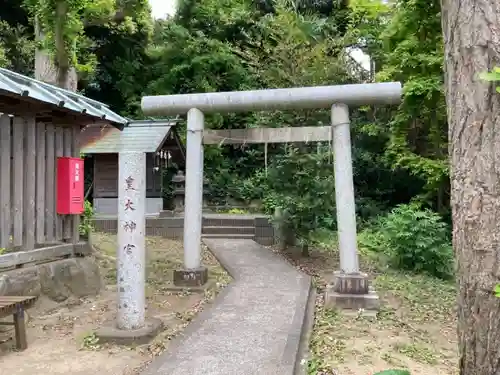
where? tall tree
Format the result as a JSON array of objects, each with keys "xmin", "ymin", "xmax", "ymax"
[
  {"xmin": 441, "ymin": 0, "xmax": 500, "ymax": 374},
  {"xmin": 24, "ymin": 0, "xmax": 151, "ymax": 90},
  {"xmin": 25, "ymin": 0, "xmax": 116, "ymax": 89}
]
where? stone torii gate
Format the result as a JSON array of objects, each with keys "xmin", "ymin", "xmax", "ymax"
[{"xmin": 141, "ymin": 83, "xmax": 402, "ymax": 311}]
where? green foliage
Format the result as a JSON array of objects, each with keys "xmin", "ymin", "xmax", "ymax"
[
  {"xmin": 347, "ymin": 0, "xmax": 449, "ymax": 214},
  {"xmin": 495, "ymin": 284, "xmax": 500, "ymax": 298},
  {"xmin": 263, "ymin": 147, "xmax": 337, "ymax": 245},
  {"xmin": 23, "ymin": 0, "xmax": 115, "ymax": 74},
  {"xmin": 0, "ymin": 44, "xmax": 7, "ymax": 68},
  {"xmin": 359, "ymin": 203, "xmax": 453, "ymax": 279},
  {"xmin": 79, "ymin": 200, "xmax": 94, "ymax": 236},
  {"xmin": 346, "ymin": 0, "xmax": 390, "ymax": 62},
  {"xmin": 226, "ymin": 208, "xmax": 248, "ymax": 214},
  {"xmin": 82, "ymin": 0, "xmax": 153, "ymax": 116},
  {"xmin": 146, "ymin": 23, "xmax": 251, "ymax": 97},
  {"xmin": 239, "ymin": 0, "xmax": 352, "ymax": 89},
  {"xmin": 479, "ymin": 66, "xmax": 500, "ymax": 93},
  {"xmin": 374, "ymin": 370, "xmax": 411, "ymax": 375},
  {"xmin": 79, "ymin": 331, "xmax": 101, "ymax": 350},
  {"xmin": 161, "ymin": 166, "xmax": 177, "ymax": 210},
  {"xmin": 350, "ymin": 114, "xmax": 427, "ymax": 224},
  {"xmin": 0, "ymin": 21, "xmax": 35, "ymax": 74},
  {"xmin": 22, "ymin": 0, "xmax": 152, "ymax": 88}
]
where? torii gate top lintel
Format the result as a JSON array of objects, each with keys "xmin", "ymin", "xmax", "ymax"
[{"xmin": 141, "ymin": 82, "xmax": 402, "ymax": 116}]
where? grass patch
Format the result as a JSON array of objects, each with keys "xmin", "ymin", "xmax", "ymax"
[
  {"xmin": 91, "ymin": 233, "xmax": 232, "ymax": 290},
  {"xmin": 270, "ymin": 240, "xmax": 457, "ymax": 375},
  {"xmin": 309, "ymin": 262, "xmax": 456, "ymax": 374},
  {"xmin": 78, "ymin": 331, "xmax": 101, "ymax": 351},
  {"xmin": 309, "ymin": 265, "xmax": 456, "ymax": 374},
  {"xmin": 393, "ymin": 342, "xmax": 438, "ymax": 365}
]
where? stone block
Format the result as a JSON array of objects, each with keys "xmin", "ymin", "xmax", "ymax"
[
  {"xmin": 331, "ymin": 271, "xmax": 370, "ymax": 294},
  {"xmin": 0, "ymin": 258, "xmax": 101, "ymax": 302},
  {"xmin": 254, "ymin": 216, "xmax": 271, "ymax": 227},
  {"xmin": 255, "ymin": 237, "xmax": 275, "ymax": 246},
  {"xmin": 73, "ymin": 242, "xmax": 93, "ymax": 256},
  {"xmin": 324, "ymin": 271, "xmax": 380, "ymax": 311},
  {"xmin": 38, "ymin": 258, "xmax": 103, "ymax": 302},
  {"xmin": 0, "ymin": 267, "xmax": 41, "ymax": 296},
  {"xmin": 173, "ymin": 267, "xmax": 208, "ymax": 287},
  {"xmin": 96, "ymin": 318, "xmax": 163, "ymax": 346},
  {"xmin": 164, "ymin": 278, "xmax": 216, "ymax": 293},
  {"xmin": 159, "ymin": 210, "xmax": 175, "ymax": 218},
  {"xmin": 254, "ymin": 225, "xmax": 274, "ymax": 238},
  {"xmin": 324, "ymin": 289, "xmax": 380, "ymax": 311},
  {"xmin": 93, "ymin": 219, "xmax": 118, "ymax": 233}
]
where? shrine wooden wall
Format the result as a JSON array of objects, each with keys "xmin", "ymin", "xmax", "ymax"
[
  {"xmin": 0, "ymin": 114, "xmax": 80, "ymax": 252},
  {"xmin": 93, "ymin": 153, "xmax": 162, "ymax": 199}
]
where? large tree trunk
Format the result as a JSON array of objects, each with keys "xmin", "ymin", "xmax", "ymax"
[
  {"xmin": 441, "ymin": 1, "xmax": 500, "ymax": 374},
  {"xmin": 34, "ymin": 13, "xmax": 77, "ymax": 91}
]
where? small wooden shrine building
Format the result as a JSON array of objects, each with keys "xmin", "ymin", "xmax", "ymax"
[
  {"xmin": 79, "ymin": 120, "xmax": 185, "ymax": 215},
  {"xmin": 0, "ymin": 67, "xmax": 127, "ymax": 264}
]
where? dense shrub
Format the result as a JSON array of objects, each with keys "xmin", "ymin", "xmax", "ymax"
[
  {"xmin": 359, "ymin": 203, "xmax": 454, "ymax": 279},
  {"xmin": 79, "ymin": 200, "xmax": 94, "ymax": 237},
  {"xmin": 262, "ymin": 148, "xmax": 337, "ymax": 245}
]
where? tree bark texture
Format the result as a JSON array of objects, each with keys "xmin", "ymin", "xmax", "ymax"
[
  {"xmin": 441, "ymin": 0, "xmax": 500, "ymax": 374},
  {"xmin": 34, "ymin": 15, "xmax": 77, "ymax": 91}
]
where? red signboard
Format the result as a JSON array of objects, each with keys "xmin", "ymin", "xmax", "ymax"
[{"xmin": 56, "ymin": 157, "xmax": 84, "ymax": 215}]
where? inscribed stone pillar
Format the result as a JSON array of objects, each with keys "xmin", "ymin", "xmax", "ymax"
[{"xmin": 117, "ymin": 152, "xmax": 146, "ymax": 330}]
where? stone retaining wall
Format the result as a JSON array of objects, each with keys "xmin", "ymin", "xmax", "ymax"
[
  {"xmin": 0, "ymin": 257, "xmax": 103, "ymax": 300},
  {"xmin": 92, "ymin": 215, "xmax": 276, "ymax": 246}
]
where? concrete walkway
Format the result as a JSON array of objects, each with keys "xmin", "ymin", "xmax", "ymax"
[{"xmin": 141, "ymin": 239, "xmax": 314, "ymax": 375}]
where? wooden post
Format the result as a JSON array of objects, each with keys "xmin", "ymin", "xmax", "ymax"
[
  {"xmin": 13, "ymin": 306, "xmax": 27, "ymax": 350},
  {"xmin": 0, "ymin": 115, "xmax": 11, "ymax": 249},
  {"xmin": 63, "ymin": 127, "xmax": 72, "ymax": 241},
  {"xmin": 54, "ymin": 127, "xmax": 64, "ymax": 241},
  {"xmin": 23, "ymin": 117, "xmax": 36, "ymax": 250},
  {"xmin": 35, "ymin": 123, "xmax": 46, "ymax": 245},
  {"xmin": 45, "ymin": 124, "xmax": 55, "ymax": 242},
  {"xmin": 71, "ymin": 125, "xmax": 80, "ymax": 244},
  {"xmin": 12, "ymin": 117, "xmax": 24, "ymax": 248}
]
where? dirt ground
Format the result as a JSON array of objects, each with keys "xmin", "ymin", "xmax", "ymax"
[
  {"xmin": 0, "ymin": 233, "xmax": 230, "ymax": 375},
  {"xmin": 271, "ymin": 245, "xmax": 458, "ymax": 375}
]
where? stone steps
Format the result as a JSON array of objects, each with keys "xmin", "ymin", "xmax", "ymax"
[
  {"xmin": 201, "ymin": 233, "xmax": 255, "ymax": 240},
  {"xmin": 202, "ymin": 215, "xmax": 258, "ymax": 240},
  {"xmin": 202, "ymin": 217, "xmax": 256, "ymax": 227},
  {"xmin": 92, "ymin": 214, "xmax": 275, "ymax": 245},
  {"xmin": 202, "ymin": 226, "xmax": 255, "ymax": 235}
]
